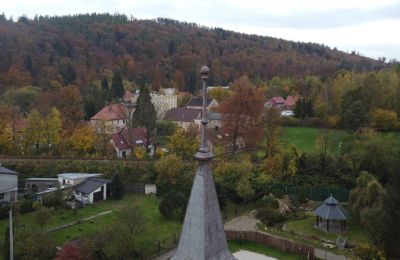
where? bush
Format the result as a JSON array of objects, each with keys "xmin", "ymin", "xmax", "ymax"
[
  {"xmin": 0, "ymin": 203, "xmax": 10, "ymax": 220},
  {"xmin": 256, "ymin": 196, "xmax": 279, "ymax": 210},
  {"xmin": 159, "ymin": 190, "xmax": 188, "ymax": 221},
  {"xmin": 42, "ymin": 190, "xmax": 65, "ymax": 208},
  {"xmin": 20, "ymin": 199, "xmax": 34, "ymax": 214},
  {"xmin": 256, "ymin": 207, "xmax": 287, "ymax": 226},
  {"xmin": 353, "ymin": 244, "xmax": 385, "ymax": 260}
]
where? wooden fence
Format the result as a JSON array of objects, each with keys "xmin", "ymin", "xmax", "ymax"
[{"xmin": 225, "ymin": 230, "xmax": 315, "ymax": 259}]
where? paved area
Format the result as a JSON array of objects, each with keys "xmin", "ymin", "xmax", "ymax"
[
  {"xmin": 224, "ymin": 213, "xmax": 260, "ymax": 231},
  {"xmin": 233, "ymin": 250, "xmax": 277, "ymax": 260}
]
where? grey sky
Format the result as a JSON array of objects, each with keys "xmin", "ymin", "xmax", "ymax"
[{"xmin": 2, "ymin": 0, "xmax": 400, "ymax": 60}]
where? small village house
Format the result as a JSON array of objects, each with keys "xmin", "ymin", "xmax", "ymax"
[
  {"xmin": 110, "ymin": 127, "xmax": 148, "ymax": 158},
  {"xmin": 0, "ymin": 164, "xmax": 18, "ymax": 203},
  {"xmin": 90, "ymin": 103, "xmax": 129, "ymax": 134},
  {"xmin": 164, "ymin": 107, "xmax": 202, "ymax": 130}
]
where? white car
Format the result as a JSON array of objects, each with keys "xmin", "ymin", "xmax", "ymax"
[{"xmin": 281, "ymin": 110, "xmax": 294, "ymax": 116}]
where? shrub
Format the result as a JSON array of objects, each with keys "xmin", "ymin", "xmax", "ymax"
[
  {"xmin": 159, "ymin": 189, "xmax": 188, "ymax": 221},
  {"xmin": 20, "ymin": 199, "xmax": 34, "ymax": 214},
  {"xmin": 42, "ymin": 190, "xmax": 65, "ymax": 208},
  {"xmin": 256, "ymin": 196, "xmax": 279, "ymax": 210},
  {"xmin": 353, "ymin": 244, "xmax": 385, "ymax": 260},
  {"xmin": 256, "ymin": 207, "xmax": 287, "ymax": 226}
]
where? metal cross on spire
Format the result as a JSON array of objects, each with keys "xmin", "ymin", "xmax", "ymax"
[{"xmin": 171, "ymin": 66, "xmax": 236, "ymax": 260}]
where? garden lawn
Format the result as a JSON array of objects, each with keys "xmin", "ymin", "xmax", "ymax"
[
  {"xmin": 280, "ymin": 127, "xmax": 352, "ymax": 154},
  {"xmin": 285, "ymin": 215, "xmax": 371, "ymax": 245},
  {"xmin": 229, "ymin": 240, "xmax": 301, "ymax": 260},
  {"xmin": 1, "ymin": 195, "xmax": 182, "ymax": 255},
  {"xmin": 48, "ymin": 194, "xmax": 182, "ymax": 257}
]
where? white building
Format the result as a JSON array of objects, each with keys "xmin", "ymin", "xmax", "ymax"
[
  {"xmin": 90, "ymin": 104, "xmax": 129, "ymax": 134},
  {"xmin": 0, "ymin": 165, "xmax": 18, "ymax": 203},
  {"xmin": 74, "ymin": 178, "xmax": 109, "ymax": 205},
  {"xmin": 58, "ymin": 173, "xmax": 102, "ymax": 187},
  {"xmin": 150, "ymin": 92, "xmax": 178, "ymax": 119}
]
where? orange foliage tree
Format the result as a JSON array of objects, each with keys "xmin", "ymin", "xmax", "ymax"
[{"xmin": 219, "ymin": 76, "xmax": 265, "ymax": 156}]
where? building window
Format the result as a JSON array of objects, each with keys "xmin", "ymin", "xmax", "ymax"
[{"xmin": 0, "ymin": 193, "xmax": 4, "ymax": 200}]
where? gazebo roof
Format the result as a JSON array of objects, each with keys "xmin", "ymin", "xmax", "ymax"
[{"xmin": 314, "ymin": 195, "xmax": 348, "ymax": 220}]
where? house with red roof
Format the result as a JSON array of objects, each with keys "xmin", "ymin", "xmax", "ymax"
[
  {"xmin": 265, "ymin": 96, "xmax": 285, "ymax": 109},
  {"xmin": 90, "ymin": 104, "xmax": 129, "ymax": 133},
  {"xmin": 110, "ymin": 127, "xmax": 147, "ymax": 158},
  {"xmin": 284, "ymin": 96, "xmax": 300, "ymax": 110}
]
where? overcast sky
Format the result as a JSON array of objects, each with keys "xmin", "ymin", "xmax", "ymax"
[{"xmin": 2, "ymin": 0, "xmax": 400, "ymax": 60}]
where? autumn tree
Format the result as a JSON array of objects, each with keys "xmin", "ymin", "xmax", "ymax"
[
  {"xmin": 219, "ymin": 76, "xmax": 265, "ymax": 156},
  {"xmin": 155, "ymin": 154, "xmax": 184, "ymax": 187},
  {"xmin": 264, "ymin": 107, "xmax": 281, "ymax": 158},
  {"xmin": 167, "ymin": 127, "xmax": 199, "ymax": 159},
  {"xmin": 207, "ymin": 87, "xmax": 231, "ymax": 102},
  {"xmin": 68, "ymin": 123, "xmax": 97, "ymax": 155},
  {"xmin": 214, "ymin": 160, "xmax": 255, "ymax": 203},
  {"xmin": 43, "ymin": 107, "xmax": 62, "ymax": 154},
  {"xmin": 132, "ymin": 85, "xmax": 156, "ymax": 153},
  {"xmin": 55, "ymin": 243, "xmax": 83, "ymax": 260}
]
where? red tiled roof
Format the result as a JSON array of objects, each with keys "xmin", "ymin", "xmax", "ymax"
[
  {"xmin": 269, "ymin": 96, "xmax": 285, "ymax": 105},
  {"xmin": 284, "ymin": 96, "xmax": 300, "ymax": 107},
  {"xmin": 165, "ymin": 107, "xmax": 201, "ymax": 122},
  {"xmin": 111, "ymin": 127, "xmax": 147, "ymax": 150},
  {"xmin": 90, "ymin": 104, "xmax": 127, "ymax": 121}
]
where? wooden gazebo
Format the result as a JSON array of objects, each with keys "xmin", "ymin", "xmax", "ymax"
[{"xmin": 314, "ymin": 195, "xmax": 348, "ymax": 232}]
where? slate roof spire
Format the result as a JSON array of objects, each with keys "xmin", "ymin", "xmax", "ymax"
[{"xmin": 171, "ymin": 66, "xmax": 236, "ymax": 260}]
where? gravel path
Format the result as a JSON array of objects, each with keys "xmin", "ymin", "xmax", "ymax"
[{"xmin": 224, "ymin": 213, "xmax": 260, "ymax": 231}]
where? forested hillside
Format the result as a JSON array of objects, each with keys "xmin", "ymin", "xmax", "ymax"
[{"xmin": 0, "ymin": 13, "xmax": 385, "ymax": 96}]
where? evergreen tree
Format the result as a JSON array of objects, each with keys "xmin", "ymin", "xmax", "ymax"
[
  {"xmin": 111, "ymin": 70, "xmax": 124, "ymax": 99},
  {"xmin": 110, "ymin": 173, "xmax": 124, "ymax": 199},
  {"xmin": 133, "ymin": 85, "xmax": 156, "ymax": 153}
]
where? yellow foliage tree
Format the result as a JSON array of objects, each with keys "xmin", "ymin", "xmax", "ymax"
[
  {"xmin": 155, "ymin": 154, "xmax": 184, "ymax": 186},
  {"xmin": 68, "ymin": 124, "xmax": 97, "ymax": 155},
  {"xmin": 167, "ymin": 128, "xmax": 198, "ymax": 159}
]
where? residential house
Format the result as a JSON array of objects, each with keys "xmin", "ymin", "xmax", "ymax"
[
  {"xmin": 265, "ymin": 96, "xmax": 285, "ymax": 110},
  {"xmin": 186, "ymin": 97, "xmax": 219, "ymax": 111},
  {"xmin": 208, "ymin": 112, "xmax": 222, "ymax": 129},
  {"xmin": 0, "ymin": 164, "xmax": 18, "ymax": 203},
  {"xmin": 265, "ymin": 96, "xmax": 300, "ymax": 111},
  {"xmin": 25, "ymin": 178, "xmax": 59, "ymax": 193},
  {"xmin": 284, "ymin": 96, "xmax": 300, "ymax": 110},
  {"xmin": 110, "ymin": 127, "xmax": 147, "ymax": 158},
  {"xmin": 90, "ymin": 104, "xmax": 129, "ymax": 133},
  {"xmin": 164, "ymin": 107, "xmax": 201, "ymax": 130}
]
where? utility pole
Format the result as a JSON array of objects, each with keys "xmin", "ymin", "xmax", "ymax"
[{"xmin": 9, "ymin": 207, "xmax": 13, "ymax": 260}]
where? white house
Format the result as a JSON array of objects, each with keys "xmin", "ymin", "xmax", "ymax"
[
  {"xmin": 58, "ymin": 173, "xmax": 102, "ymax": 187},
  {"xmin": 74, "ymin": 178, "xmax": 110, "ymax": 205},
  {"xmin": 90, "ymin": 104, "xmax": 130, "ymax": 134},
  {"xmin": 0, "ymin": 165, "xmax": 18, "ymax": 203}
]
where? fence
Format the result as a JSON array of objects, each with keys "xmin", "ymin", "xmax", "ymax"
[
  {"xmin": 225, "ymin": 230, "xmax": 314, "ymax": 258},
  {"xmin": 266, "ymin": 184, "xmax": 350, "ymax": 202}
]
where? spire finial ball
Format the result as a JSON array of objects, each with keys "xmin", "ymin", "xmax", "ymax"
[{"xmin": 200, "ymin": 66, "xmax": 209, "ymax": 78}]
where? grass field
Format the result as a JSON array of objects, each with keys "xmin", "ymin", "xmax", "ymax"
[
  {"xmin": 0, "ymin": 195, "xmax": 182, "ymax": 256},
  {"xmin": 280, "ymin": 127, "xmax": 400, "ymax": 154},
  {"xmin": 229, "ymin": 240, "xmax": 301, "ymax": 260},
  {"xmin": 285, "ymin": 214, "xmax": 371, "ymax": 245},
  {"xmin": 280, "ymin": 127, "xmax": 352, "ymax": 154}
]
